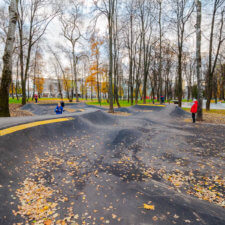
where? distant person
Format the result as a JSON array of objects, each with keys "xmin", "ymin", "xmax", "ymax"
[
  {"xmin": 55, "ymin": 103, "xmax": 63, "ymax": 115},
  {"xmin": 60, "ymin": 101, "xmax": 65, "ymax": 109},
  {"xmin": 191, "ymin": 100, "xmax": 198, "ymax": 123},
  {"xmin": 34, "ymin": 94, "xmax": 38, "ymax": 103},
  {"xmin": 160, "ymin": 96, "xmax": 165, "ymax": 104}
]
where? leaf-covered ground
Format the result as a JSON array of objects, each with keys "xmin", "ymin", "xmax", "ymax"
[
  {"xmin": 9, "ymin": 104, "xmax": 34, "ymax": 117},
  {"xmin": 0, "ymin": 105, "xmax": 225, "ymax": 225}
]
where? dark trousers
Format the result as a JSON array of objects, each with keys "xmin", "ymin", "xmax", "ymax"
[{"xmin": 192, "ymin": 113, "xmax": 196, "ymax": 123}]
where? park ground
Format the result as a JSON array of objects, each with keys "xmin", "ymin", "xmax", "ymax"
[
  {"xmin": 8, "ymin": 98, "xmax": 225, "ymax": 124},
  {"xmin": 0, "ymin": 102, "xmax": 224, "ymax": 225}
]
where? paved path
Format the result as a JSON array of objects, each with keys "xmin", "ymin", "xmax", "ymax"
[{"xmin": 0, "ymin": 105, "xmax": 224, "ymax": 225}]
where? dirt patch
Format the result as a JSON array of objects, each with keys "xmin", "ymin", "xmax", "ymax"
[{"xmin": 9, "ymin": 104, "xmax": 34, "ymax": 117}]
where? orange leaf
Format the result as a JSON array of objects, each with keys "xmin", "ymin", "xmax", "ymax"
[{"xmin": 44, "ymin": 220, "xmax": 52, "ymax": 225}]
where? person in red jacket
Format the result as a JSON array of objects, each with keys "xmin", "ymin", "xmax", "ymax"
[{"xmin": 191, "ymin": 100, "xmax": 198, "ymax": 123}]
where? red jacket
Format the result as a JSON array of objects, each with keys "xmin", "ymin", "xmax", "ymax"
[{"xmin": 191, "ymin": 101, "xmax": 198, "ymax": 113}]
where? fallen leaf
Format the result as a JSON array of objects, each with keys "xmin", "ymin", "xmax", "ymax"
[
  {"xmin": 44, "ymin": 219, "xmax": 52, "ymax": 225},
  {"xmin": 152, "ymin": 216, "xmax": 158, "ymax": 221},
  {"xmin": 143, "ymin": 204, "xmax": 155, "ymax": 210}
]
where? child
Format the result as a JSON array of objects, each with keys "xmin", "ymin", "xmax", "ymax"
[
  {"xmin": 191, "ymin": 100, "xmax": 198, "ymax": 123},
  {"xmin": 55, "ymin": 103, "xmax": 63, "ymax": 115}
]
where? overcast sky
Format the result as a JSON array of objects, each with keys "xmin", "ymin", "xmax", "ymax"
[{"xmin": 0, "ymin": 0, "xmax": 224, "ymax": 78}]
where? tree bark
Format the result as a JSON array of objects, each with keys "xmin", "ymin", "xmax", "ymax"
[
  {"xmin": 0, "ymin": 0, "xmax": 18, "ymax": 117},
  {"xmin": 206, "ymin": 2, "xmax": 224, "ymax": 110},
  {"xmin": 108, "ymin": 0, "xmax": 114, "ymax": 113},
  {"xmin": 195, "ymin": 0, "xmax": 203, "ymax": 121}
]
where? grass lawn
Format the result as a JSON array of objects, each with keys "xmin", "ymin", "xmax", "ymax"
[
  {"xmin": 9, "ymin": 98, "xmax": 33, "ymax": 104},
  {"xmin": 86, "ymin": 99, "xmax": 158, "ymax": 107}
]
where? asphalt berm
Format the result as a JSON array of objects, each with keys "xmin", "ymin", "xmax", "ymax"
[{"xmin": 0, "ymin": 104, "xmax": 224, "ymax": 225}]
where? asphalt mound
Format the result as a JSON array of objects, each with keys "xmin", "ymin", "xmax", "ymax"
[
  {"xmin": 170, "ymin": 106, "xmax": 190, "ymax": 118},
  {"xmin": 85, "ymin": 104, "xmax": 108, "ymax": 111},
  {"xmin": 111, "ymin": 128, "xmax": 142, "ymax": 147},
  {"xmin": 81, "ymin": 110, "xmax": 116, "ymax": 125},
  {"xmin": 21, "ymin": 103, "xmax": 89, "ymax": 115},
  {"xmin": 132, "ymin": 104, "xmax": 164, "ymax": 111},
  {"xmin": 115, "ymin": 107, "xmax": 134, "ymax": 114},
  {"xmin": 21, "ymin": 104, "xmax": 57, "ymax": 115}
]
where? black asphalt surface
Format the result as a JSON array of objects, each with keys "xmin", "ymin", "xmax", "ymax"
[{"xmin": 0, "ymin": 104, "xmax": 224, "ymax": 225}]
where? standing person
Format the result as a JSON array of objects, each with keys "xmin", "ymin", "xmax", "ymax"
[
  {"xmin": 160, "ymin": 96, "xmax": 165, "ymax": 104},
  {"xmin": 60, "ymin": 100, "xmax": 65, "ymax": 108},
  {"xmin": 191, "ymin": 100, "xmax": 198, "ymax": 123},
  {"xmin": 34, "ymin": 94, "xmax": 38, "ymax": 104},
  {"xmin": 55, "ymin": 102, "xmax": 63, "ymax": 115}
]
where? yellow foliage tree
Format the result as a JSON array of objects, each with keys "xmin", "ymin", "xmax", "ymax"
[
  {"xmin": 85, "ymin": 74, "xmax": 97, "ymax": 100},
  {"xmin": 89, "ymin": 36, "xmax": 105, "ymax": 103},
  {"xmin": 35, "ymin": 78, "xmax": 45, "ymax": 97}
]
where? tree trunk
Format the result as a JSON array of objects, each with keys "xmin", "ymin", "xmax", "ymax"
[
  {"xmin": 196, "ymin": 0, "xmax": 203, "ymax": 121},
  {"xmin": 206, "ymin": 0, "xmax": 224, "ymax": 110},
  {"xmin": 108, "ymin": 0, "xmax": 114, "ymax": 113},
  {"xmin": 178, "ymin": 49, "xmax": 183, "ymax": 107},
  {"xmin": 16, "ymin": 58, "xmax": 19, "ymax": 100},
  {"xmin": 0, "ymin": 0, "xmax": 18, "ymax": 117},
  {"xmin": 159, "ymin": 1, "xmax": 163, "ymax": 97},
  {"xmin": 11, "ymin": 82, "xmax": 14, "ymax": 99}
]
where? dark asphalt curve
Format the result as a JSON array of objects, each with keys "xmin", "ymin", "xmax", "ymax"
[{"xmin": 0, "ymin": 105, "xmax": 224, "ymax": 225}]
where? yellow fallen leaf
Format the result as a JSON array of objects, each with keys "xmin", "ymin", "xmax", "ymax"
[
  {"xmin": 44, "ymin": 205, "xmax": 49, "ymax": 210},
  {"xmin": 143, "ymin": 204, "xmax": 155, "ymax": 210}
]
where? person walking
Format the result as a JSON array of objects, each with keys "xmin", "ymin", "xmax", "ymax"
[
  {"xmin": 55, "ymin": 103, "xmax": 63, "ymax": 115},
  {"xmin": 191, "ymin": 100, "xmax": 198, "ymax": 123},
  {"xmin": 34, "ymin": 94, "xmax": 38, "ymax": 104}
]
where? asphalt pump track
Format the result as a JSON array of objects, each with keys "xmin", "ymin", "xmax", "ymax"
[{"xmin": 0, "ymin": 104, "xmax": 224, "ymax": 225}]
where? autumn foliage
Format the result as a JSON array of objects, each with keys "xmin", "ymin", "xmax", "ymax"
[{"xmin": 35, "ymin": 78, "xmax": 45, "ymax": 96}]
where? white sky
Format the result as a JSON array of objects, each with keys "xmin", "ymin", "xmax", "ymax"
[{"xmin": 0, "ymin": 0, "xmax": 224, "ymax": 78}]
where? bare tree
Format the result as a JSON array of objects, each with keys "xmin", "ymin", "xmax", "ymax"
[
  {"xmin": 0, "ymin": 0, "xmax": 18, "ymax": 117},
  {"xmin": 60, "ymin": 0, "xmax": 82, "ymax": 102},
  {"xmin": 172, "ymin": 0, "xmax": 194, "ymax": 107},
  {"xmin": 206, "ymin": 0, "xmax": 225, "ymax": 110},
  {"xmin": 94, "ymin": 0, "xmax": 116, "ymax": 113},
  {"xmin": 139, "ymin": 0, "xmax": 154, "ymax": 104},
  {"xmin": 18, "ymin": 0, "xmax": 58, "ymax": 105}
]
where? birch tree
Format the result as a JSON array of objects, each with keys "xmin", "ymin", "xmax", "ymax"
[
  {"xmin": 0, "ymin": 0, "xmax": 18, "ymax": 117},
  {"xmin": 195, "ymin": 0, "xmax": 203, "ymax": 121}
]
